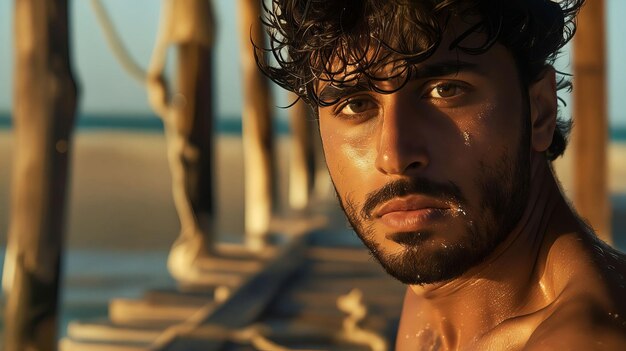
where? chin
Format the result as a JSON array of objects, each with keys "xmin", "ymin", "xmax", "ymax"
[{"xmin": 361, "ymin": 229, "xmax": 490, "ymax": 285}]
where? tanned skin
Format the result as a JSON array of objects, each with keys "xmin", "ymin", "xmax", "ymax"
[{"xmin": 316, "ymin": 19, "xmax": 626, "ymax": 350}]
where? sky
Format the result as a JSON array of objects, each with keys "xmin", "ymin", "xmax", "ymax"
[{"xmin": 0, "ymin": 0, "xmax": 625, "ymax": 127}]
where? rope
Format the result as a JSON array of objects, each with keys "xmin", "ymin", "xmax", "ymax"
[
  {"xmin": 146, "ymin": 288, "xmax": 387, "ymax": 351},
  {"xmin": 89, "ymin": 0, "xmax": 148, "ymax": 83},
  {"xmin": 89, "ymin": 0, "xmax": 172, "ymax": 123},
  {"xmin": 337, "ymin": 289, "xmax": 389, "ymax": 351}
]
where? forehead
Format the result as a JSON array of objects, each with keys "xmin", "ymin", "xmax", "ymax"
[{"xmin": 316, "ymin": 18, "xmax": 517, "ymax": 101}]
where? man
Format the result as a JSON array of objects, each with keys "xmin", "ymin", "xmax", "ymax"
[{"xmin": 258, "ymin": 0, "xmax": 626, "ymax": 349}]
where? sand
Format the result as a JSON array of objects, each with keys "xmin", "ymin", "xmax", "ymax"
[
  {"xmin": 0, "ymin": 130, "xmax": 625, "ymax": 251},
  {"xmin": 0, "ymin": 130, "xmax": 293, "ymax": 251}
]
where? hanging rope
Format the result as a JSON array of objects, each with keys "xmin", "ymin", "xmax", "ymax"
[
  {"xmin": 88, "ymin": 0, "xmax": 173, "ymax": 122},
  {"xmin": 89, "ymin": 0, "xmax": 148, "ymax": 83}
]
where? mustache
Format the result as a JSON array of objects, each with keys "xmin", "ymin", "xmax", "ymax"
[{"xmin": 360, "ymin": 177, "xmax": 466, "ymax": 219}]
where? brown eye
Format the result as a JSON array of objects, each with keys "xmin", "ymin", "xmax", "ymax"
[
  {"xmin": 339, "ymin": 98, "xmax": 376, "ymax": 115},
  {"xmin": 428, "ymin": 83, "xmax": 462, "ymax": 98}
]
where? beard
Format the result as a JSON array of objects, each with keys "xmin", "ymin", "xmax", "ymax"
[{"xmin": 336, "ymin": 124, "xmax": 531, "ymax": 285}]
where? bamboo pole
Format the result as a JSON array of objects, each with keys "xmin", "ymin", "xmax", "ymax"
[
  {"xmin": 237, "ymin": 0, "xmax": 275, "ymax": 249},
  {"xmin": 146, "ymin": 0, "xmax": 217, "ymax": 279},
  {"xmin": 572, "ymin": 0, "xmax": 611, "ymax": 243},
  {"xmin": 3, "ymin": 0, "xmax": 78, "ymax": 350}
]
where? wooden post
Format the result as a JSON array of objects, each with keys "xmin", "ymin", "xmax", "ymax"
[
  {"xmin": 572, "ymin": 0, "xmax": 611, "ymax": 243},
  {"xmin": 146, "ymin": 0, "xmax": 217, "ymax": 279},
  {"xmin": 237, "ymin": 0, "xmax": 275, "ymax": 249},
  {"xmin": 3, "ymin": 0, "xmax": 78, "ymax": 350},
  {"xmin": 288, "ymin": 97, "xmax": 316, "ymax": 210}
]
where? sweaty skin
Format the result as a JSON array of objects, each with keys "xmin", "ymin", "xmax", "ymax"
[
  {"xmin": 396, "ymin": 161, "xmax": 626, "ymax": 350},
  {"xmin": 317, "ymin": 25, "xmax": 626, "ymax": 350}
]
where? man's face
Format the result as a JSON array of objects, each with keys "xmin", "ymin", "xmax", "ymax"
[{"xmin": 317, "ymin": 35, "xmax": 532, "ymax": 285}]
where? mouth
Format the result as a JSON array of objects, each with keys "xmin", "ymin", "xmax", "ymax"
[{"xmin": 373, "ymin": 195, "xmax": 450, "ymax": 231}]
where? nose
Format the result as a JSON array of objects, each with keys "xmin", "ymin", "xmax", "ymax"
[{"xmin": 374, "ymin": 101, "xmax": 430, "ymax": 175}]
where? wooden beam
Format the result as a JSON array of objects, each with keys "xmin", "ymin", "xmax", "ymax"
[
  {"xmin": 146, "ymin": 0, "xmax": 217, "ymax": 279},
  {"xmin": 237, "ymin": 0, "xmax": 276, "ymax": 249},
  {"xmin": 288, "ymin": 97, "xmax": 316, "ymax": 210},
  {"xmin": 3, "ymin": 0, "xmax": 78, "ymax": 350},
  {"xmin": 572, "ymin": 0, "xmax": 611, "ymax": 243}
]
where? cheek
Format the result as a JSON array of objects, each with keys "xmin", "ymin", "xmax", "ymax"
[
  {"xmin": 443, "ymin": 102, "xmax": 508, "ymax": 185},
  {"xmin": 456, "ymin": 101, "xmax": 514, "ymax": 153},
  {"xmin": 320, "ymin": 119, "xmax": 377, "ymax": 189}
]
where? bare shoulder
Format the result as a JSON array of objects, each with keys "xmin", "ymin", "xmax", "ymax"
[
  {"xmin": 525, "ymin": 231, "xmax": 626, "ymax": 350},
  {"xmin": 524, "ymin": 295, "xmax": 626, "ymax": 350}
]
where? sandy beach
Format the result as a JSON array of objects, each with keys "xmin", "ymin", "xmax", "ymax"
[
  {"xmin": 0, "ymin": 130, "xmax": 295, "ymax": 251},
  {"xmin": 0, "ymin": 129, "xmax": 625, "ymax": 251}
]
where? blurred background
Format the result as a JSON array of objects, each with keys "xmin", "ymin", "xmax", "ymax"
[{"xmin": 0, "ymin": 0, "xmax": 625, "ymax": 341}]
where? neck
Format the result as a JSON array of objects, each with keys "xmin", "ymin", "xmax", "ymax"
[{"xmin": 408, "ymin": 155, "xmax": 578, "ymax": 347}]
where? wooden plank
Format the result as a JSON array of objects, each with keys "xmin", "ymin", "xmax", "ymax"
[
  {"xmin": 59, "ymin": 221, "xmax": 327, "ymax": 350},
  {"xmin": 155, "ymin": 232, "xmax": 311, "ymax": 351},
  {"xmin": 60, "ymin": 338, "xmax": 148, "ymax": 351},
  {"xmin": 109, "ymin": 298, "xmax": 215, "ymax": 326},
  {"xmin": 67, "ymin": 320, "xmax": 161, "ymax": 344}
]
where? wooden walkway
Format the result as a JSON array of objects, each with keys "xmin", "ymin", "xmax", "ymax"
[{"xmin": 60, "ymin": 205, "xmax": 405, "ymax": 351}]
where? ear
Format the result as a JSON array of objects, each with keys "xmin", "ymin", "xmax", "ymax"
[{"xmin": 528, "ymin": 66, "xmax": 558, "ymax": 153}]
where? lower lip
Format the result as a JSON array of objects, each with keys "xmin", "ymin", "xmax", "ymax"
[{"xmin": 379, "ymin": 208, "xmax": 448, "ymax": 231}]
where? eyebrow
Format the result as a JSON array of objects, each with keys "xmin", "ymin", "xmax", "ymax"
[{"xmin": 318, "ymin": 60, "xmax": 483, "ymax": 103}]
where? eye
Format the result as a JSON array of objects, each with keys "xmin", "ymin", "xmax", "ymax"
[
  {"xmin": 337, "ymin": 97, "xmax": 377, "ymax": 116},
  {"xmin": 425, "ymin": 82, "xmax": 464, "ymax": 99}
]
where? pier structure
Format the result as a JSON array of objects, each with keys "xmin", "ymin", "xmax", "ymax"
[
  {"xmin": 1, "ymin": 1, "xmax": 613, "ymax": 350},
  {"xmin": 59, "ymin": 206, "xmax": 405, "ymax": 351}
]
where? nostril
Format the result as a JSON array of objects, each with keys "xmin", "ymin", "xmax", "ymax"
[{"xmin": 406, "ymin": 161, "xmax": 423, "ymax": 170}]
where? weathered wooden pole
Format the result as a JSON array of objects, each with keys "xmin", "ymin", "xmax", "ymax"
[
  {"xmin": 288, "ymin": 96, "xmax": 316, "ymax": 210},
  {"xmin": 237, "ymin": 0, "xmax": 275, "ymax": 249},
  {"xmin": 146, "ymin": 0, "xmax": 217, "ymax": 280},
  {"xmin": 3, "ymin": 0, "xmax": 78, "ymax": 350},
  {"xmin": 572, "ymin": 0, "xmax": 611, "ymax": 243}
]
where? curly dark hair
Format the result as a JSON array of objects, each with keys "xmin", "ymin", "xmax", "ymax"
[{"xmin": 256, "ymin": 0, "xmax": 585, "ymax": 160}]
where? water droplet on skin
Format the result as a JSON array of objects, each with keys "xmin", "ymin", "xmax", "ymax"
[
  {"xmin": 462, "ymin": 131, "xmax": 471, "ymax": 146},
  {"xmin": 452, "ymin": 207, "xmax": 467, "ymax": 217},
  {"xmin": 477, "ymin": 103, "xmax": 495, "ymax": 120},
  {"xmin": 441, "ymin": 243, "xmax": 448, "ymax": 249}
]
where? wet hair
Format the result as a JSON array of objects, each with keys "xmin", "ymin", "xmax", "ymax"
[{"xmin": 255, "ymin": 0, "xmax": 585, "ymax": 160}]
